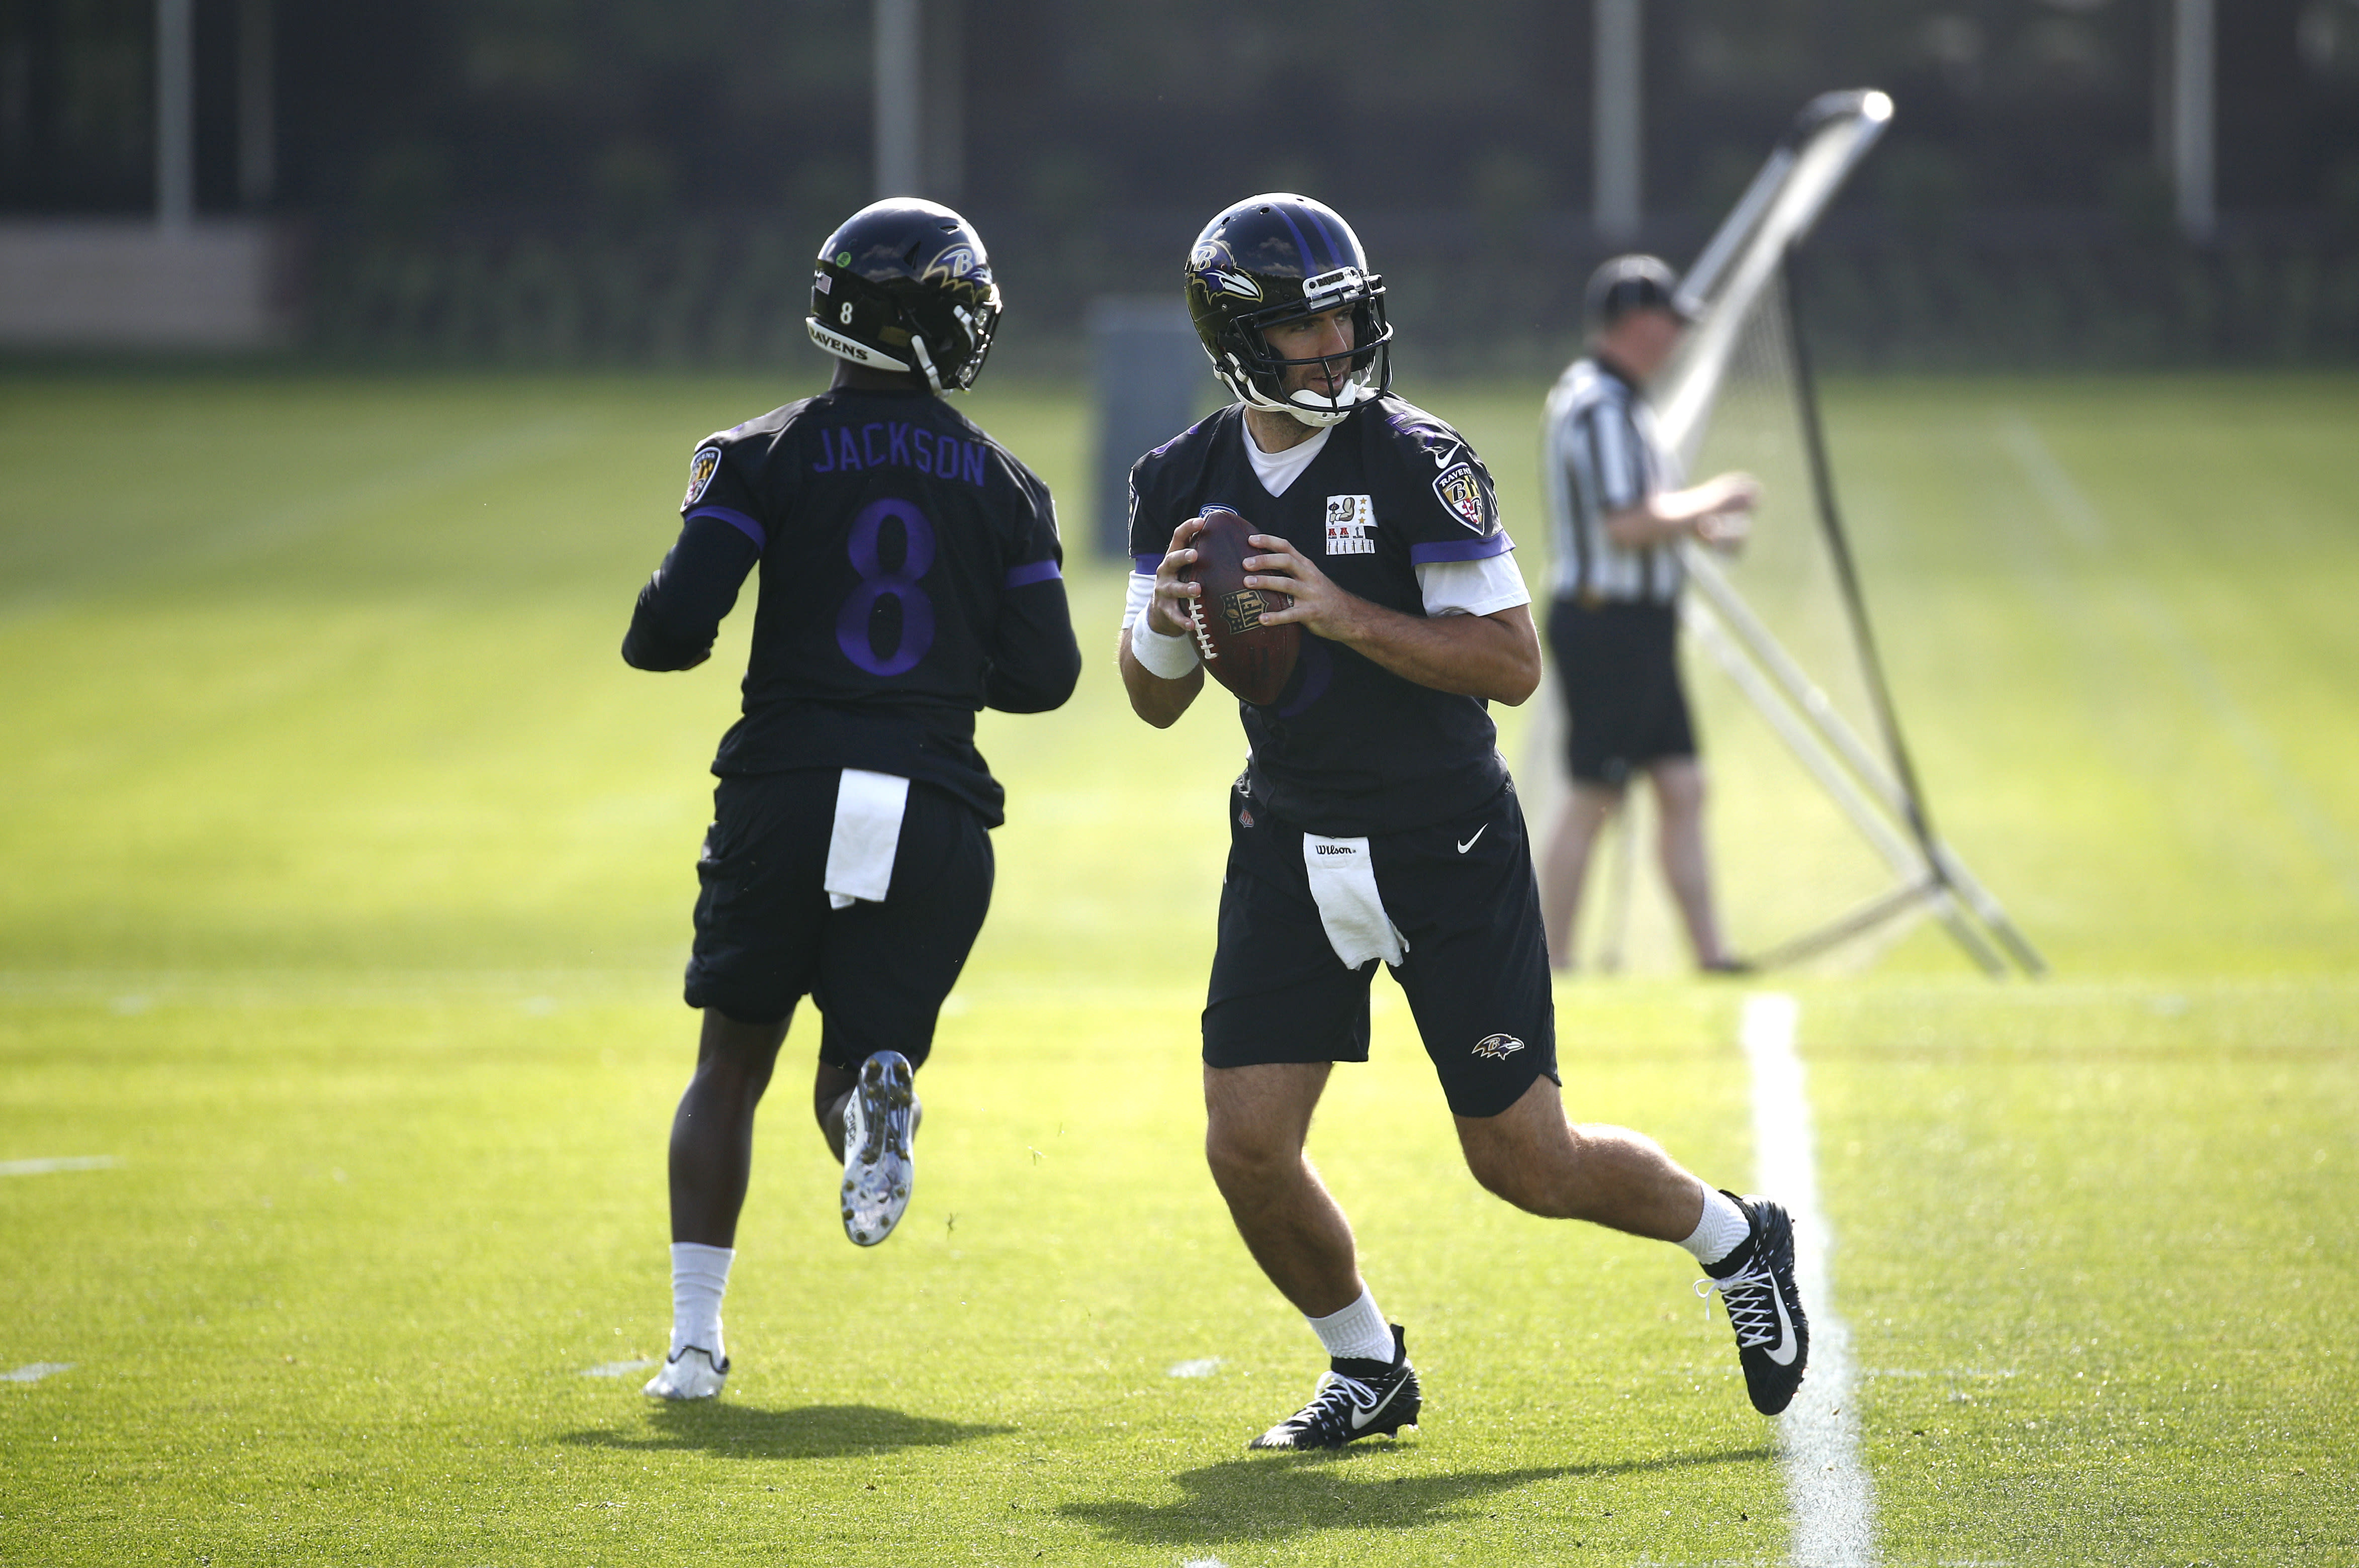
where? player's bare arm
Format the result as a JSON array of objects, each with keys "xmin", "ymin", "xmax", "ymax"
[
  {"xmin": 1120, "ymin": 515, "xmax": 1208, "ymax": 726},
  {"xmin": 1604, "ymin": 470, "xmax": 1760, "ymax": 551},
  {"xmin": 1242, "ymin": 532, "xmax": 1541, "ymax": 705}
]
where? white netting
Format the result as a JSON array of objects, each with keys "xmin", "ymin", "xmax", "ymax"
[
  {"xmin": 1677, "ymin": 254, "xmax": 1913, "ymax": 965},
  {"xmin": 1528, "ymin": 90, "xmax": 1986, "ymax": 974}
]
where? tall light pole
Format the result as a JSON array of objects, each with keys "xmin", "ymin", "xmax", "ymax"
[
  {"xmin": 1593, "ymin": 0, "xmax": 1643, "ymax": 244},
  {"xmin": 238, "ymin": 0, "xmax": 275, "ymax": 210},
  {"xmin": 2170, "ymin": 0, "xmax": 2216, "ymax": 241},
  {"xmin": 874, "ymin": 0, "xmax": 922, "ymax": 199},
  {"xmin": 155, "ymin": 0, "xmax": 195, "ymax": 233}
]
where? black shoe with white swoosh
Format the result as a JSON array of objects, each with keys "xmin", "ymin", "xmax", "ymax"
[
  {"xmin": 1699, "ymin": 1193, "xmax": 1810, "ymax": 1415},
  {"xmin": 1247, "ymin": 1325, "xmax": 1421, "ymax": 1450}
]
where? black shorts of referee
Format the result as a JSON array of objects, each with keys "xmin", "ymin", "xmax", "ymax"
[
  {"xmin": 1548, "ymin": 596, "xmax": 1696, "ymax": 786},
  {"xmin": 1202, "ymin": 779, "xmax": 1558, "ymax": 1120},
  {"xmin": 682, "ymin": 768, "xmax": 993, "ymax": 1073}
]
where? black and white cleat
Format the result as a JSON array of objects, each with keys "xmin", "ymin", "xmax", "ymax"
[
  {"xmin": 643, "ymin": 1344, "xmax": 730, "ymax": 1401},
  {"xmin": 1697, "ymin": 1191, "xmax": 1811, "ymax": 1415},
  {"xmin": 1247, "ymin": 1325, "xmax": 1422, "ymax": 1451}
]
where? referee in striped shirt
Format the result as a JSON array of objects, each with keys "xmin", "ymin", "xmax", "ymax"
[{"xmin": 1537, "ymin": 256, "xmax": 1758, "ymax": 973}]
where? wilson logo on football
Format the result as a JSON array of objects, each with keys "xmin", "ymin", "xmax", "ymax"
[{"xmin": 1471, "ymin": 1033, "xmax": 1525, "ymax": 1060}]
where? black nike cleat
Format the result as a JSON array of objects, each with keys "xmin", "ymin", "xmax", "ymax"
[
  {"xmin": 1698, "ymin": 1193, "xmax": 1810, "ymax": 1415},
  {"xmin": 1247, "ymin": 1325, "xmax": 1422, "ymax": 1450}
]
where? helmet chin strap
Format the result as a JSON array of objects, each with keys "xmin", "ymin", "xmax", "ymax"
[
  {"xmin": 910, "ymin": 335, "xmax": 945, "ymax": 395},
  {"xmin": 1223, "ymin": 352, "xmax": 1361, "ymax": 427}
]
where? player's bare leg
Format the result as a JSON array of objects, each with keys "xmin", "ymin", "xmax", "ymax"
[
  {"xmin": 1203, "ymin": 1062, "xmax": 1362, "ymax": 1316},
  {"xmin": 649, "ymin": 1007, "xmax": 787, "ymax": 1400},
  {"xmin": 1455, "ymin": 1074, "xmax": 1811, "ymax": 1413},
  {"xmin": 1650, "ymin": 758, "xmax": 1739, "ymax": 970},
  {"xmin": 667, "ymin": 1008, "xmax": 791, "ymax": 1247},
  {"xmin": 1539, "ymin": 780, "xmax": 1624, "ymax": 970},
  {"xmin": 1209, "ymin": 1060, "xmax": 1421, "ymax": 1449},
  {"xmin": 812, "ymin": 1060, "xmax": 858, "ymax": 1163},
  {"xmin": 1454, "ymin": 1074, "xmax": 1708, "ymax": 1238}
]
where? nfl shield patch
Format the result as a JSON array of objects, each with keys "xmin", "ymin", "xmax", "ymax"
[
  {"xmin": 684, "ymin": 446, "xmax": 722, "ymax": 507},
  {"xmin": 1433, "ymin": 462, "xmax": 1490, "ymax": 533}
]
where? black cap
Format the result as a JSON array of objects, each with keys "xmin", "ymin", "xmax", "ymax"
[{"xmin": 1584, "ymin": 254, "xmax": 1691, "ymax": 328}]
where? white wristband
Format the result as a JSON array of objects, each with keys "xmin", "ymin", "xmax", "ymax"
[{"xmin": 1128, "ymin": 609, "xmax": 1202, "ymax": 680}]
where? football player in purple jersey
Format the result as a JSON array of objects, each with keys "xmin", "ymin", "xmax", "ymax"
[{"xmin": 622, "ymin": 199, "xmax": 1079, "ymax": 1401}]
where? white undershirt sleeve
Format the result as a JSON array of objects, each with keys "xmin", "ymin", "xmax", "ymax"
[{"xmin": 1416, "ymin": 549, "xmax": 1531, "ymax": 618}]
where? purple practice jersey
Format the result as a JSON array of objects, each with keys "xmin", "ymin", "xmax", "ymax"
[
  {"xmin": 624, "ymin": 386, "xmax": 1080, "ymax": 825},
  {"xmin": 1128, "ymin": 397, "xmax": 1514, "ymax": 837}
]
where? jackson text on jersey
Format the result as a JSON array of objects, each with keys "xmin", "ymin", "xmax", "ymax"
[{"xmin": 811, "ymin": 421, "xmax": 990, "ymax": 487}]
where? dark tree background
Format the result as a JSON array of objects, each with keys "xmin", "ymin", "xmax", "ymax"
[{"xmin": 5, "ymin": 0, "xmax": 2356, "ymax": 363}]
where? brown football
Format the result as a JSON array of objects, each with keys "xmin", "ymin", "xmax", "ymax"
[{"xmin": 1182, "ymin": 506, "xmax": 1301, "ymax": 707}]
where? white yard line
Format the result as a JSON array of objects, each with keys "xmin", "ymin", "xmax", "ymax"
[
  {"xmin": 2000, "ymin": 415, "xmax": 2359, "ymax": 911},
  {"xmin": 0, "ymin": 1155, "xmax": 117, "ymax": 1177},
  {"xmin": 580, "ymin": 1359, "xmax": 657, "ymax": 1379},
  {"xmin": 3, "ymin": 1363, "xmax": 73, "ymax": 1383},
  {"xmin": 1743, "ymin": 992, "xmax": 1877, "ymax": 1566}
]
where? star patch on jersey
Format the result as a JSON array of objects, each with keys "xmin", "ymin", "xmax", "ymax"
[
  {"xmin": 684, "ymin": 446, "xmax": 722, "ymax": 507},
  {"xmin": 1433, "ymin": 461, "xmax": 1490, "ymax": 533},
  {"xmin": 1324, "ymin": 493, "xmax": 1376, "ymax": 555}
]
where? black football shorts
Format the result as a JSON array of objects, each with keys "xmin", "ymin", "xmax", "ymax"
[
  {"xmin": 1549, "ymin": 598, "xmax": 1696, "ymax": 785},
  {"xmin": 1202, "ymin": 778, "xmax": 1558, "ymax": 1119},
  {"xmin": 683, "ymin": 769, "xmax": 993, "ymax": 1072}
]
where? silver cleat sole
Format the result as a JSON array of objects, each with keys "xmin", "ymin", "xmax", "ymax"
[{"xmin": 841, "ymin": 1050, "xmax": 920, "ymax": 1247}]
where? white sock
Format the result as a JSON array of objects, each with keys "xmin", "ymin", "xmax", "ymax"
[
  {"xmin": 1308, "ymin": 1286, "xmax": 1397, "ymax": 1364},
  {"xmin": 669, "ymin": 1242, "xmax": 734, "ymax": 1358},
  {"xmin": 1678, "ymin": 1187, "xmax": 1753, "ymax": 1268}
]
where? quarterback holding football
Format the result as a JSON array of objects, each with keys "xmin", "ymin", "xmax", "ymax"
[{"xmin": 1117, "ymin": 193, "xmax": 1812, "ymax": 1449}]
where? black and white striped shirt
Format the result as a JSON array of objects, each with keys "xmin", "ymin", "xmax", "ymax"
[{"xmin": 1544, "ymin": 355, "xmax": 1681, "ymax": 606}]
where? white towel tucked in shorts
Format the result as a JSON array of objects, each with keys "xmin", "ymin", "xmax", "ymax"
[
  {"xmin": 1301, "ymin": 834, "xmax": 1407, "ymax": 969},
  {"xmin": 825, "ymin": 769, "xmax": 910, "ymax": 909}
]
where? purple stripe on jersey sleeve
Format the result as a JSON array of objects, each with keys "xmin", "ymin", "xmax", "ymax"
[
  {"xmin": 686, "ymin": 505, "xmax": 766, "ymax": 552},
  {"xmin": 1132, "ymin": 553, "xmax": 1164, "ymax": 575},
  {"xmin": 1410, "ymin": 534, "xmax": 1515, "ymax": 565},
  {"xmin": 1003, "ymin": 559, "xmax": 1061, "ymax": 589}
]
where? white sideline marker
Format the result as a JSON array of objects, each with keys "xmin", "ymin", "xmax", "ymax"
[
  {"xmin": 4, "ymin": 1363, "xmax": 72, "ymax": 1383},
  {"xmin": 1166, "ymin": 1358, "xmax": 1222, "ymax": 1379},
  {"xmin": 0, "ymin": 1156, "xmax": 118, "ymax": 1177},
  {"xmin": 1742, "ymin": 992, "xmax": 1877, "ymax": 1566}
]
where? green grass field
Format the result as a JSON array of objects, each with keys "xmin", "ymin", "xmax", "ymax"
[{"xmin": 2, "ymin": 366, "xmax": 2354, "ymax": 1565}]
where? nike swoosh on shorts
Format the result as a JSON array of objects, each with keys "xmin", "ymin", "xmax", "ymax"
[{"xmin": 1456, "ymin": 825, "xmax": 1487, "ymax": 854}]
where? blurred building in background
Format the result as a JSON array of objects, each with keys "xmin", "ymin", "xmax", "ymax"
[{"xmin": 2, "ymin": 0, "xmax": 2355, "ymax": 365}]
